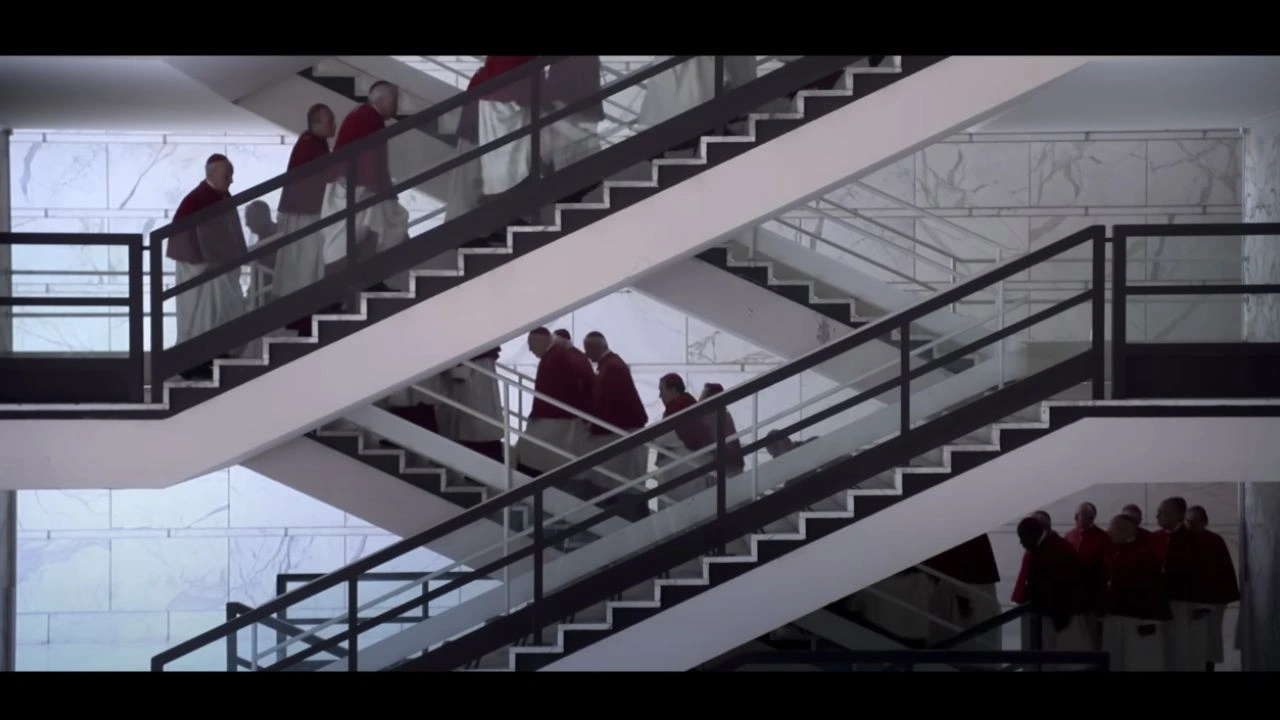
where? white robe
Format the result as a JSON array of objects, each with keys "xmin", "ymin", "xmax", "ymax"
[
  {"xmin": 1207, "ymin": 604, "xmax": 1227, "ymax": 664},
  {"xmin": 441, "ymin": 359, "xmax": 505, "ymax": 444},
  {"xmin": 652, "ymin": 430, "xmax": 711, "ymax": 502},
  {"xmin": 478, "ymin": 100, "xmax": 531, "ymax": 195},
  {"xmin": 1025, "ymin": 614, "xmax": 1095, "ymax": 671},
  {"xmin": 851, "ymin": 572, "xmax": 934, "ymax": 643},
  {"xmin": 542, "ymin": 111, "xmax": 602, "ymax": 173},
  {"xmin": 579, "ymin": 431, "xmax": 650, "ymax": 495},
  {"xmin": 318, "ymin": 179, "xmax": 411, "ymax": 284},
  {"xmin": 271, "ymin": 212, "xmax": 328, "ymax": 299},
  {"xmin": 928, "ymin": 580, "xmax": 1002, "ymax": 650},
  {"xmin": 1102, "ymin": 615, "xmax": 1165, "ymax": 672},
  {"xmin": 173, "ymin": 260, "xmax": 248, "ymax": 357},
  {"xmin": 636, "ymin": 56, "xmax": 758, "ymax": 128},
  {"xmin": 517, "ymin": 417, "xmax": 586, "ymax": 474},
  {"xmin": 1164, "ymin": 600, "xmax": 1212, "ymax": 671}
]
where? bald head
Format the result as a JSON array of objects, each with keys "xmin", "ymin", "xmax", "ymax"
[
  {"xmin": 306, "ymin": 103, "xmax": 336, "ymax": 139},
  {"xmin": 583, "ymin": 331, "xmax": 608, "ymax": 362},
  {"xmin": 1157, "ymin": 496, "xmax": 1187, "ymax": 531},
  {"xmin": 553, "ymin": 329, "xmax": 573, "ymax": 348},
  {"xmin": 1075, "ymin": 501, "xmax": 1098, "ymax": 529},
  {"xmin": 1031, "ymin": 510, "xmax": 1051, "ymax": 528},
  {"xmin": 244, "ymin": 200, "xmax": 275, "ymax": 238},
  {"xmin": 527, "ymin": 327, "xmax": 552, "ymax": 357},
  {"xmin": 1187, "ymin": 505, "xmax": 1209, "ymax": 532},
  {"xmin": 368, "ymin": 81, "xmax": 400, "ymax": 118},
  {"xmin": 1107, "ymin": 513, "xmax": 1139, "ymax": 545},
  {"xmin": 1017, "ymin": 516, "xmax": 1047, "ymax": 550},
  {"xmin": 1121, "ymin": 504, "xmax": 1143, "ymax": 525},
  {"xmin": 205, "ymin": 154, "xmax": 234, "ymax": 194}
]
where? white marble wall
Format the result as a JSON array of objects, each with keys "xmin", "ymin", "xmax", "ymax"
[{"xmin": 6, "ymin": 126, "xmax": 1247, "ymax": 670}]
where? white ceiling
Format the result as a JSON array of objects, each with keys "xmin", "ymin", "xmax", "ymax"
[{"xmin": 2, "ymin": 56, "xmax": 1280, "ymax": 135}]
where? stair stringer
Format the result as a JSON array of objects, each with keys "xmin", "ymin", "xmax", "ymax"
[
  {"xmin": 240, "ymin": 437, "xmax": 562, "ymax": 572},
  {"xmin": 341, "ymin": 405, "xmax": 631, "ymax": 537},
  {"xmin": 541, "ymin": 412, "xmax": 1280, "ymax": 671},
  {"xmin": 0, "ymin": 55, "xmax": 1093, "ymax": 491}
]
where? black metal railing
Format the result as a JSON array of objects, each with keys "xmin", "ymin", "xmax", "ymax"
[
  {"xmin": 146, "ymin": 55, "xmax": 862, "ymax": 382},
  {"xmin": 0, "ymin": 233, "xmax": 146, "ymax": 403},
  {"xmin": 710, "ymin": 648, "xmax": 1110, "ymax": 672}
]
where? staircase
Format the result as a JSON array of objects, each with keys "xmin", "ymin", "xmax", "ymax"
[
  {"xmin": 146, "ymin": 221, "xmax": 1280, "ymax": 672},
  {"xmin": 0, "ymin": 56, "xmax": 1094, "ymax": 492}
]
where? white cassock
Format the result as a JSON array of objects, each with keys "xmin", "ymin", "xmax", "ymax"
[
  {"xmin": 1026, "ymin": 614, "xmax": 1095, "ymax": 671},
  {"xmin": 580, "ymin": 431, "xmax": 650, "ymax": 498},
  {"xmin": 636, "ymin": 56, "xmax": 759, "ymax": 128},
  {"xmin": 478, "ymin": 100, "xmax": 531, "ymax": 196},
  {"xmin": 849, "ymin": 571, "xmax": 934, "ymax": 644},
  {"xmin": 440, "ymin": 357, "xmax": 505, "ymax": 446},
  {"xmin": 174, "ymin": 261, "xmax": 248, "ymax": 355},
  {"xmin": 318, "ymin": 180, "xmax": 411, "ymax": 290},
  {"xmin": 1101, "ymin": 615, "xmax": 1165, "ymax": 672},
  {"xmin": 517, "ymin": 417, "xmax": 586, "ymax": 475},
  {"xmin": 651, "ymin": 431, "xmax": 711, "ymax": 503},
  {"xmin": 1164, "ymin": 600, "xmax": 1212, "ymax": 671},
  {"xmin": 1207, "ymin": 604, "xmax": 1227, "ymax": 665},
  {"xmin": 272, "ymin": 212, "xmax": 328, "ymax": 299},
  {"xmin": 541, "ymin": 108, "xmax": 601, "ymax": 175},
  {"xmin": 928, "ymin": 581, "xmax": 1002, "ymax": 650}
]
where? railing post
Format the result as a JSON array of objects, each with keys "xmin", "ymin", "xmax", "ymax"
[
  {"xmin": 714, "ymin": 56, "xmax": 725, "ymax": 98},
  {"xmin": 345, "ymin": 162, "xmax": 358, "ymax": 311},
  {"xmin": 346, "ymin": 578, "xmax": 358, "ymax": 671},
  {"xmin": 1110, "ymin": 228, "xmax": 1128, "ymax": 399},
  {"xmin": 148, "ymin": 234, "xmax": 166, "ymax": 385},
  {"xmin": 532, "ymin": 488, "xmax": 545, "ymax": 646},
  {"xmin": 529, "ymin": 65, "xmax": 542, "ymax": 183},
  {"xmin": 1092, "ymin": 226, "xmax": 1107, "ymax": 399},
  {"xmin": 900, "ymin": 321, "xmax": 911, "ymax": 437},
  {"xmin": 127, "ymin": 236, "xmax": 144, "ymax": 403},
  {"xmin": 224, "ymin": 604, "xmax": 238, "ymax": 672},
  {"xmin": 715, "ymin": 408, "xmax": 728, "ymax": 556}
]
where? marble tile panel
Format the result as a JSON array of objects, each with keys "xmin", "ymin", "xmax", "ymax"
[
  {"xmin": 916, "ymin": 142, "xmax": 1031, "ymax": 209},
  {"xmin": 110, "ymin": 471, "xmax": 229, "ymax": 530},
  {"xmin": 17, "ymin": 640, "xmax": 175, "ymax": 672},
  {"xmin": 1146, "ymin": 139, "xmax": 1241, "ymax": 207},
  {"xmin": 229, "ymin": 534, "xmax": 349, "ymax": 607},
  {"xmin": 685, "ymin": 318, "xmax": 777, "ymax": 365},
  {"xmin": 1142, "ymin": 213, "xmax": 1243, "ymax": 284},
  {"xmin": 1144, "ymin": 482, "xmax": 1239, "ymax": 529},
  {"xmin": 107, "ymin": 142, "xmax": 228, "ymax": 210},
  {"xmin": 804, "ymin": 215, "xmax": 920, "ymax": 287},
  {"xmin": 1030, "ymin": 141, "xmax": 1147, "ymax": 207},
  {"xmin": 47, "ymin": 611, "xmax": 170, "ymax": 645},
  {"xmin": 7, "ymin": 216, "xmax": 112, "ymax": 274},
  {"xmin": 8, "ymin": 141, "xmax": 110, "ymax": 209},
  {"xmin": 109, "ymin": 537, "xmax": 229, "ymax": 612},
  {"xmin": 228, "ymin": 465, "xmax": 347, "ymax": 529},
  {"xmin": 570, "ymin": 290, "xmax": 688, "ymax": 365},
  {"xmin": 17, "ymin": 489, "xmax": 110, "ymax": 531},
  {"xmin": 16, "ymin": 614, "xmax": 49, "ymax": 645},
  {"xmin": 913, "ymin": 216, "xmax": 1031, "ymax": 284},
  {"xmin": 17, "ymin": 538, "xmax": 111, "ymax": 613},
  {"xmin": 824, "ymin": 155, "xmax": 915, "ymax": 210}
]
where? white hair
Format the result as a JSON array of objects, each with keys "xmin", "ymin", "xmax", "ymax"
[{"xmin": 368, "ymin": 82, "xmax": 399, "ymax": 103}]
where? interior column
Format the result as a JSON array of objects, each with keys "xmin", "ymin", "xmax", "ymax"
[{"xmin": 1, "ymin": 126, "xmax": 15, "ymax": 672}]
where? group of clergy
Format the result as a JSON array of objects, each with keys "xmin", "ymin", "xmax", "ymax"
[{"xmin": 1009, "ymin": 497, "xmax": 1239, "ymax": 672}]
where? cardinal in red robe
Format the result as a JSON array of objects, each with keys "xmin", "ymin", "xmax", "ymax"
[
  {"xmin": 652, "ymin": 373, "xmax": 717, "ymax": 502},
  {"xmin": 275, "ymin": 104, "xmax": 336, "ymax": 334},
  {"xmin": 1102, "ymin": 513, "xmax": 1171, "ymax": 671},
  {"xmin": 317, "ymin": 81, "xmax": 406, "ymax": 295},
  {"xmin": 1015, "ymin": 517, "xmax": 1094, "ymax": 667},
  {"xmin": 575, "ymin": 331, "xmax": 651, "ymax": 522},
  {"xmin": 920, "ymin": 535, "xmax": 1002, "ymax": 649},
  {"xmin": 515, "ymin": 327, "xmax": 594, "ymax": 478},
  {"xmin": 543, "ymin": 56, "xmax": 604, "ymax": 205},
  {"xmin": 1065, "ymin": 501, "xmax": 1113, "ymax": 648},
  {"xmin": 1011, "ymin": 510, "xmax": 1053, "ymax": 605},
  {"xmin": 474, "ymin": 56, "xmax": 539, "ymax": 197},
  {"xmin": 440, "ymin": 347, "xmax": 506, "ymax": 464},
  {"xmin": 1152, "ymin": 496, "xmax": 1211, "ymax": 671},
  {"xmin": 1122, "ymin": 503, "xmax": 1152, "ymax": 540},
  {"xmin": 168, "ymin": 153, "xmax": 250, "ymax": 379},
  {"xmin": 1186, "ymin": 505, "xmax": 1239, "ymax": 671}
]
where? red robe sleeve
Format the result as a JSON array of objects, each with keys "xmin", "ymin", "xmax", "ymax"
[
  {"xmin": 332, "ymin": 104, "xmax": 391, "ymax": 192},
  {"xmin": 1195, "ymin": 531, "xmax": 1241, "ymax": 605},
  {"xmin": 590, "ymin": 353, "xmax": 648, "ymax": 434},
  {"xmin": 278, "ymin": 131, "xmax": 332, "ymax": 215},
  {"xmin": 478, "ymin": 56, "xmax": 539, "ymax": 106},
  {"xmin": 663, "ymin": 392, "xmax": 714, "ymax": 452},
  {"xmin": 1066, "ymin": 526, "xmax": 1113, "ymax": 614},
  {"xmin": 545, "ymin": 56, "xmax": 604, "ymax": 122},
  {"xmin": 168, "ymin": 182, "xmax": 233, "ymax": 263},
  {"xmin": 1027, "ymin": 534, "xmax": 1086, "ymax": 629}
]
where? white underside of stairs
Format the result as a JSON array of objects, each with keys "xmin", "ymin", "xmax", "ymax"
[
  {"xmin": 542, "ymin": 406, "xmax": 1280, "ymax": 671},
  {"xmin": 0, "ymin": 56, "xmax": 1094, "ymax": 491}
]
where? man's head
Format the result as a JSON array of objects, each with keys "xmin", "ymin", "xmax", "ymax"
[
  {"xmin": 205, "ymin": 154, "xmax": 234, "ymax": 194},
  {"xmin": 1032, "ymin": 510, "xmax": 1052, "ymax": 529},
  {"xmin": 700, "ymin": 383, "xmax": 725, "ymax": 401},
  {"xmin": 1075, "ymin": 501, "xmax": 1098, "ymax": 530},
  {"xmin": 1016, "ymin": 516, "xmax": 1047, "ymax": 551},
  {"xmin": 1107, "ymin": 513, "xmax": 1139, "ymax": 545},
  {"xmin": 368, "ymin": 81, "xmax": 400, "ymax": 119},
  {"xmin": 583, "ymin": 331, "xmax": 608, "ymax": 362},
  {"xmin": 1121, "ymin": 503, "xmax": 1143, "ymax": 525},
  {"xmin": 658, "ymin": 373, "xmax": 685, "ymax": 404},
  {"xmin": 527, "ymin": 327, "xmax": 553, "ymax": 358},
  {"xmin": 1156, "ymin": 496, "xmax": 1188, "ymax": 531},
  {"xmin": 553, "ymin": 329, "xmax": 573, "ymax": 348},
  {"xmin": 764, "ymin": 429, "xmax": 794, "ymax": 459},
  {"xmin": 307, "ymin": 103, "xmax": 336, "ymax": 139},
  {"xmin": 1187, "ymin": 505, "xmax": 1209, "ymax": 532},
  {"xmin": 244, "ymin": 200, "xmax": 274, "ymax": 238}
]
